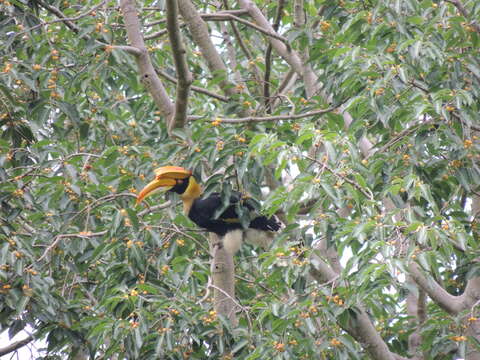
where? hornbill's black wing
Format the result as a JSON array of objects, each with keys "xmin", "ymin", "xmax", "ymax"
[{"xmin": 188, "ymin": 192, "xmax": 280, "ymax": 236}]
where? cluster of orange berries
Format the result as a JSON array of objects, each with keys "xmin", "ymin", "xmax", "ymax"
[
  {"xmin": 330, "ymin": 338, "xmax": 342, "ymax": 347},
  {"xmin": 169, "ymin": 308, "xmax": 180, "ymax": 316},
  {"xmin": 51, "ymin": 49, "xmax": 59, "ymax": 61},
  {"xmin": 234, "ymin": 134, "xmax": 247, "ymax": 143},
  {"xmin": 3, "ymin": 63, "xmax": 13, "ymax": 73},
  {"xmin": 291, "ymin": 123, "xmax": 301, "ymax": 131},
  {"xmin": 386, "ymin": 43, "xmax": 397, "ymax": 53},
  {"xmin": 130, "ymin": 321, "xmax": 139, "ymax": 329},
  {"xmin": 273, "ymin": 341, "xmax": 286, "ymax": 352},
  {"xmin": 326, "ymin": 295, "xmax": 344, "ymax": 306},
  {"xmin": 12, "ymin": 188, "xmax": 24, "ymax": 197},
  {"xmin": 450, "ymin": 335, "xmax": 467, "ymax": 342},
  {"xmin": 157, "ymin": 327, "xmax": 170, "ymax": 334},
  {"xmin": 25, "ymin": 268, "xmax": 38, "ymax": 275},
  {"xmin": 320, "ymin": 21, "xmax": 331, "ymax": 32},
  {"xmin": 161, "ymin": 265, "xmax": 170, "ymax": 275},
  {"xmin": 176, "ymin": 239, "xmax": 185, "ymax": 247},
  {"xmin": 450, "ymin": 159, "xmax": 463, "ymax": 168},
  {"xmin": 211, "ymin": 117, "xmax": 222, "ymax": 127},
  {"xmin": 201, "ymin": 310, "xmax": 217, "ymax": 325}
]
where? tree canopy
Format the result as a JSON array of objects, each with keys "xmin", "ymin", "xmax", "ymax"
[{"xmin": 1, "ymin": 0, "xmax": 480, "ymax": 359}]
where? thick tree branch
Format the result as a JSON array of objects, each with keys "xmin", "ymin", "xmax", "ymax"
[
  {"xmin": 292, "ymin": 0, "xmax": 316, "ymax": 97},
  {"xmin": 408, "ymin": 261, "xmax": 460, "ymax": 314},
  {"xmin": 120, "ymin": 0, "xmax": 174, "ymax": 123},
  {"xmin": 264, "ymin": 0, "xmax": 285, "ymax": 113},
  {"xmin": 166, "ymin": 0, "xmax": 193, "ymax": 131},
  {"xmin": 209, "ymin": 234, "xmax": 238, "ymax": 326},
  {"xmin": 178, "ymin": 0, "xmax": 238, "ymax": 98},
  {"xmin": 0, "ymin": 335, "xmax": 34, "ymax": 357},
  {"xmin": 406, "ymin": 277, "xmax": 425, "ymax": 358},
  {"xmin": 408, "ymin": 261, "xmax": 480, "ymax": 315}
]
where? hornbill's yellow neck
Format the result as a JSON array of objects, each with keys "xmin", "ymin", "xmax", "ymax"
[{"xmin": 180, "ymin": 176, "xmax": 202, "ymax": 215}]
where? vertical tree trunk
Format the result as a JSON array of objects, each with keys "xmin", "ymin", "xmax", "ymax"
[{"xmin": 209, "ymin": 234, "xmax": 238, "ymax": 326}]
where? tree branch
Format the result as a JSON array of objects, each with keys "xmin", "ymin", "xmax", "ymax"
[
  {"xmin": 166, "ymin": 0, "xmax": 193, "ymax": 131},
  {"xmin": 0, "ymin": 335, "xmax": 34, "ymax": 357},
  {"xmin": 207, "ymin": 13, "xmax": 290, "ymax": 45},
  {"xmin": 264, "ymin": 0, "xmax": 285, "ymax": 113},
  {"xmin": 120, "ymin": 0, "xmax": 174, "ymax": 123},
  {"xmin": 406, "ymin": 277, "xmax": 425, "ymax": 358},
  {"xmin": 408, "ymin": 261, "xmax": 466, "ymax": 314},
  {"xmin": 444, "ymin": 0, "xmax": 480, "ymax": 34},
  {"xmin": 293, "ymin": 0, "xmax": 317, "ymax": 97},
  {"xmin": 221, "ymin": 0, "xmax": 263, "ymax": 91},
  {"xmin": 208, "ymin": 106, "xmax": 337, "ymax": 124},
  {"xmin": 23, "ymin": 0, "xmax": 107, "ymax": 33},
  {"xmin": 36, "ymin": 0, "xmax": 81, "ymax": 33},
  {"xmin": 209, "ymin": 234, "xmax": 238, "ymax": 326},
  {"xmin": 178, "ymin": 0, "xmax": 238, "ymax": 98},
  {"xmin": 37, "ymin": 230, "xmax": 108, "ymax": 263},
  {"xmin": 239, "ymin": 0, "xmax": 305, "ymax": 76},
  {"xmin": 143, "ymin": 10, "xmax": 249, "ymax": 27}
]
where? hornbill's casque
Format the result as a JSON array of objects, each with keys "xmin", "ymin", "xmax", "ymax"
[{"xmin": 136, "ymin": 166, "xmax": 281, "ymax": 254}]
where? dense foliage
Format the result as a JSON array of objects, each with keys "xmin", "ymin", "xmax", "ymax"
[{"xmin": 1, "ymin": 0, "xmax": 480, "ymax": 359}]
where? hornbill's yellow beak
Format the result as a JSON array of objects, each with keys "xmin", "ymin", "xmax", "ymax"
[{"xmin": 136, "ymin": 166, "xmax": 192, "ymax": 205}]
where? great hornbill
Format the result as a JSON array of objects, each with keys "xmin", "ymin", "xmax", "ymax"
[{"xmin": 136, "ymin": 166, "xmax": 281, "ymax": 254}]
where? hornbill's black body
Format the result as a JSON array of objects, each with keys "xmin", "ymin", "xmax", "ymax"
[{"xmin": 136, "ymin": 166, "xmax": 281, "ymax": 253}]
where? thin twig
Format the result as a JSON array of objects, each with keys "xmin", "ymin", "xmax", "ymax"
[
  {"xmin": 137, "ymin": 201, "xmax": 172, "ymax": 216},
  {"xmin": 36, "ymin": 230, "xmax": 108, "ymax": 263},
  {"xmin": 157, "ymin": 69, "xmax": 228, "ymax": 102}
]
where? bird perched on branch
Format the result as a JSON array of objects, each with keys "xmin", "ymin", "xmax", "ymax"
[{"xmin": 136, "ymin": 166, "xmax": 281, "ymax": 254}]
